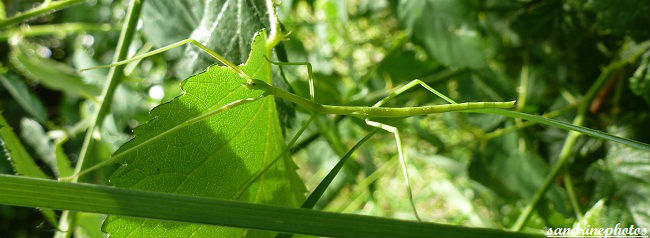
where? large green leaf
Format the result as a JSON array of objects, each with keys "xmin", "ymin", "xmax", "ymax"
[
  {"xmin": 103, "ymin": 31, "xmax": 305, "ymax": 238},
  {"xmin": 142, "ymin": 0, "xmax": 268, "ymax": 78},
  {"xmin": 397, "ymin": 0, "xmax": 486, "ymax": 69}
]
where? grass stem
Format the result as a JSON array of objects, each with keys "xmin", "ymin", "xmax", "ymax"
[
  {"xmin": 54, "ymin": 1, "xmax": 143, "ymax": 237},
  {"xmin": 0, "ymin": 0, "xmax": 87, "ymax": 29}
]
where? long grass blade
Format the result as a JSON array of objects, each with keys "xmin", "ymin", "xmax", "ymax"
[
  {"xmin": 0, "ymin": 175, "xmax": 544, "ymax": 238},
  {"xmin": 475, "ymin": 109, "xmax": 650, "ymax": 151},
  {"xmin": 302, "ymin": 129, "xmax": 378, "ymax": 209}
]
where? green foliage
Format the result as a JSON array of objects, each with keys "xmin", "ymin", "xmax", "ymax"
[
  {"xmin": 587, "ymin": 0, "xmax": 650, "ymax": 42},
  {"xmin": 397, "ymin": 0, "xmax": 486, "ymax": 69},
  {"xmin": 586, "ymin": 119, "xmax": 650, "ymax": 228},
  {"xmin": 0, "ymin": 114, "xmax": 47, "ymax": 179},
  {"xmin": 0, "ymin": 1, "xmax": 5, "ymax": 20},
  {"xmin": 142, "ymin": 0, "xmax": 269, "ymax": 77},
  {"xmin": 629, "ymin": 51, "xmax": 650, "ymax": 104},
  {"xmin": 0, "ymin": 113, "xmax": 57, "ymax": 226},
  {"xmin": 0, "ymin": 0, "xmax": 649, "ymax": 237},
  {"xmin": 103, "ymin": 31, "xmax": 305, "ymax": 238},
  {"xmin": 9, "ymin": 41, "xmax": 101, "ymax": 98},
  {"xmin": 573, "ymin": 199, "xmax": 605, "ymax": 229},
  {"xmin": 0, "ymin": 72, "xmax": 47, "ymax": 122}
]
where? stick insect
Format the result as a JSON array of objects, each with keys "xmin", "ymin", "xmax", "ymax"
[{"xmin": 73, "ymin": 35, "xmax": 515, "ymax": 222}]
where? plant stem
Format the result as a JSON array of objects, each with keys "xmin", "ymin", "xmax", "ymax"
[
  {"xmin": 0, "ymin": 0, "xmax": 87, "ymax": 29},
  {"xmin": 517, "ymin": 58, "xmax": 530, "ymax": 111},
  {"xmin": 516, "ymin": 58, "xmax": 530, "ymax": 152},
  {"xmin": 55, "ymin": 0, "xmax": 143, "ymax": 237},
  {"xmin": 302, "ymin": 129, "xmax": 378, "ymax": 209},
  {"xmin": 338, "ymin": 155, "xmax": 399, "ymax": 213},
  {"xmin": 265, "ymin": 0, "xmax": 284, "ymax": 52},
  {"xmin": 0, "ymin": 23, "xmax": 115, "ymax": 40},
  {"xmin": 72, "ymin": 0, "xmax": 143, "ymax": 181},
  {"xmin": 563, "ymin": 170, "xmax": 583, "ymax": 219}
]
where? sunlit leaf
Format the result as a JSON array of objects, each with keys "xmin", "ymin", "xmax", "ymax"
[{"xmin": 103, "ymin": 31, "xmax": 305, "ymax": 238}]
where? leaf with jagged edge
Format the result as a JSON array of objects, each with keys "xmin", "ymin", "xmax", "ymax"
[
  {"xmin": 142, "ymin": 0, "xmax": 268, "ymax": 78},
  {"xmin": 142, "ymin": 0, "xmax": 295, "ymax": 129},
  {"xmin": 103, "ymin": 31, "xmax": 305, "ymax": 238}
]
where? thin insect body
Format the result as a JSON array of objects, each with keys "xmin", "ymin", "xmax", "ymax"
[
  {"xmin": 247, "ymin": 79, "xmax": 514, "ymax": 118},
  {"xmin": 81, "ymin": 40, "xmax": 515, "ymax": 120},
  {"xmin": 74, "ymin": 38, "xmax": 515, "ymax": 222}
]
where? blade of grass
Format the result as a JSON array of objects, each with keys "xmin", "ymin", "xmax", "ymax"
[
  {"xmin": 274, "ymin": 129, "xmax": 379, "ymax": 238},
  {"xmin": 475, "ymin": 109, "xmax": 650, "ymax": 151},
  {"xmin": 0, "ymin": 174, "xmax": 545, "ymax": 238},
  {"xmin": 300, "ymin": 129, "xmax": 379, "ymax": 209}
]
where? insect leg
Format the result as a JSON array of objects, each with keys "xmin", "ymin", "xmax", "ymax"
[
  {"xmin": 365, "ymin": 119, "xmax": 422, "ymax": 221},
  {"xmin": 362, "ymin": 78, "xmax": 458, "ymax": 221},
  {"xmin": 80, "ymin": 38, "xmax": 252, "ymax": 81},
  {"xmin": 375, "ymin": 79, "xmax": 457, "ymax": 107},
  {"xmin": 265, "ymin": 58, "xmax": 316, "ymax": 102}
]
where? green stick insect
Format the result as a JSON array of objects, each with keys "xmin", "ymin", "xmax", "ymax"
[{"xmin": 72, "ymin": 34, "xmax": 515, "ymax": 222}]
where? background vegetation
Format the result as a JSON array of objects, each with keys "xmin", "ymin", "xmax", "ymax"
[{"xmin": 0, "ymin": 0, "xmax": 648, "ymax": 237}]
